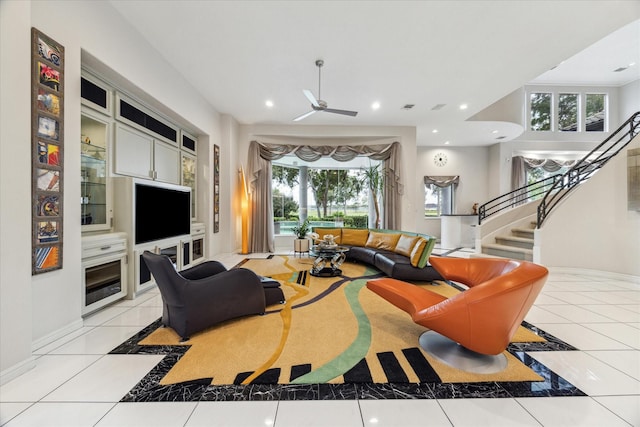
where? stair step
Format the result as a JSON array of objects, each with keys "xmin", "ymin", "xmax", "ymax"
[
  {"xmin": 495, "ymin": 235, "xmax": 534, "ymax": 249},
  {"xmin": 482, "ymin": 243, "xmax": 533, "ymax": 261},
  {"xmin": 511, "ymin": 227, "xmax": 535, "ymax": 238}
]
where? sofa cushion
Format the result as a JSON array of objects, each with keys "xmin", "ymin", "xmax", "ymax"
[
  {"xmin": 365, "ymin": 231, "xmax": 401, "ymax": 251},
  {"xmin": 394, "ymin": 234, "xmax": 421, "ymax": 257},
  {"xmin": 346, "ymin": 246, "xmax": 378, "ymax": 265},
  {"xmin": 341, "ymin": 228, "xmax": 369, "ymax": 246},
  {"xmin": 410, "ymin": 238, "xmax": 427, "ymax": 267},
  {"xmin": 373, "ymin": 250, "xmax": 444, "ymax": 281},
  {"xmin": 373, "ymin": 250, "xmax": 407, "ymax": 276},
  {"xmin": 312, "ymin": 228, "xmax": 342, "ymax": 244}
]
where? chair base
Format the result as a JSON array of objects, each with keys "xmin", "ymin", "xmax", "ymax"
[{"xmin": 419, "ymin": 331, "xmax": 508, "ymax": 374}]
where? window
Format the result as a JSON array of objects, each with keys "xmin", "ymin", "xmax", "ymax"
[
  {"xmin": 272, "ymin": 159, "xmax": 380, "ymax": 234},
  {"xmin": 527, "ymin": 88, "xmax": 610, "ymax": 133},
  {"xmin": 585, "ymin": 93, "xmax": 606, "ymax": 132},
  {"xmin": 558, "ymin": 93, "xmax": 578, "ymax": 132},
  {"xmin": 530, "ymin": 92, "xmax": 552, "ymax": 131},
  {"xmin": 424, "ymin": 176, "xmax": 458, "ymax": 217}
]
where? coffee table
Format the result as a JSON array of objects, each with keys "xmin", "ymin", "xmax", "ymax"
[{"xmin": 309, "ymin": 245, "xmax": 349, "ymax": 277}]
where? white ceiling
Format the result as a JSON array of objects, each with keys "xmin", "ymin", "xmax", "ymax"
[{"xmin": 108, "ymin": 1, "xmax": 639, "ymax": 146}]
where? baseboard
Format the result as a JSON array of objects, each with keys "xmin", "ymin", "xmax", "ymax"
[
  {"xmin": 0, "ymin": 356, "xmax": 36, "ymax": 386},
  {"xmin": 548, "ymin": 267, "xmax": 640, "ymax": 284},
  {"xmin": 31, "ymin": 318, "xmax": 84, "ymax": 353}
]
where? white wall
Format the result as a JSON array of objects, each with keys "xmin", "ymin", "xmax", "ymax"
[
  {"xmin": 415, "ymin": 146, "xmax": 490, "ymax": 238},
  {"xmin": 0, "ymin": 0, "xmax": 35, "ymax": 379},
  {"xmin": 619, "ymin": 79, "xmax": 640, "ymax": 120},
  {"xmin": 1, "ymin": 0, "xmax": 224, "ymax": 378}
]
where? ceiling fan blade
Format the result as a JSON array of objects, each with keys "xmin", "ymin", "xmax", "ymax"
[
  {"xmin": 324, "ymin": 108, "xmax": 358, "ymax": 117},
  {"xmin": 293, "ymin": 110, "xmax": 317, "ymax": 122},
  {"xmin": 302, "ymin": 89, "xmax": 319, "ymax": 107}
]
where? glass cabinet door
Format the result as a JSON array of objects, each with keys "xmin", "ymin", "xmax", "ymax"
[
  {"xmin": 81, "ymin": 110, "xmax": 111, "ymax": 231},
  {"xmin": 181, "ymin": 152, "xmax": 196, "ymax": 219}
]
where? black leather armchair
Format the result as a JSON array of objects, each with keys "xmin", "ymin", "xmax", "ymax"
[{"xmin": 142, "ymin": 251, "xmax": 266, "ymax": 341}]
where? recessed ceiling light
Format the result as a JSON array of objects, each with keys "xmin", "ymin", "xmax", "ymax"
[
  {"xmin": 459, "ymin": 103, "xmax": 468, "ymax": 110},
  {"xmin": 372, "ymin": 102, "xmax": 380, "ymax": 110},
  {"xmin": 432, "ymin": 129, "xmax": 438, "ymax": 133},
  {"xmin": 265, "ymin": 100, "xmax": 274, "ymax": 108},
  {"xmin": 444, "ymin": 141, "xmax": 450, "ymax": 145},
  {"xmin": 492, "ymin": 130, "xmax": 499, "ymax": 134}
]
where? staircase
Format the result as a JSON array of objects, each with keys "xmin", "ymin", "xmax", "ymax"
[
  {"xmin": 481, "ymin": 222, "xmax": 534, "ymax": 261},
  {"xmin": 475, "ymin": 112, "xmax": 639, "ymax": 262}
]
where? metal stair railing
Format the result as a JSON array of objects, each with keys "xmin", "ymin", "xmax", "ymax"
[
  {"xmin": 478, "ymin": 175, "xmax": 560, "ymax": 225},
  {"xmin": 477, "ymin": 111, "xmax": 640, "ymax": 226}
]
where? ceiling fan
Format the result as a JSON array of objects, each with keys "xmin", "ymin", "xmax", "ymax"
[{"xmin": 293, "ymin": 59, "xmax": 358, "ymax": 121}]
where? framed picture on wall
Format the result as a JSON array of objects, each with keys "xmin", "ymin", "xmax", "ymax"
[
  {"xmin": 31, "ymin": 28, "xmax": 64, "ymax": 274},
  {"xmin": 213, "ymin": 144, "xmax": 220, "ymax": 233}
]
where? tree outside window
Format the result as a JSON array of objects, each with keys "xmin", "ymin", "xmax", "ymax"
[
  {"xmin": 271, "ymin": 162, "xmax": 376, "ymax": 234},
  {"xmin": 528, "ymin": 89, "xmax": 609, "ymax": 133},
  {"xmin": 558, "ymin": 93, "xmax": 578, "ymax": 131},
  {"xmin": 530, "ymin": 92, "xmax": 552, "ymax": 131}
]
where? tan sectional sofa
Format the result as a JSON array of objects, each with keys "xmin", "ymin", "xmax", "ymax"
[{"xmin": 311, "ymin": 227, "xmax": 443, "ymax": 282}]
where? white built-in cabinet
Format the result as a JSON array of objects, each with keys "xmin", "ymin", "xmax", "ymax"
[
  {"xmin": 81, "ymin": 68, "xmax": 202, "ymax": 304},
  {"xmin": 114, "ymin": 124, "xmax": 181, "ymax": 185}
]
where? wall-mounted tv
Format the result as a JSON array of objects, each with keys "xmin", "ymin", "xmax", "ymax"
[{"xmin": 134, "ymin": 181, "xmax": 191, "ymax": 244}]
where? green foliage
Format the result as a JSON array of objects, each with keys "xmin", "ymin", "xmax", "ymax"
[
  {"xmin": 273, "ymin": 188, "xmax": 299, "ymax": 218},
  {"xmin": 308, "ymin": 169, "xmax": 361, "ymax": 218},
  {"xmin": 360, "ymin": 163, "xmax": 384, "ymax": 228},
  {"xmin": 291, "ymin": 219, "xmax": 311, "ymax": 239},
  {"xmin": 530, "ymin": 92, "xmax": 552, "ymax": 131},
  {"xmin": 272, "ymin": 164, "xmax": 299, "ymax": 187},
  {"xmin": 346, "ymin": 215, "xmax": 368, "ymax": 228},
  {"xmin": 558, "ymin": 94, "xmax": 578, "ymax": 131}
]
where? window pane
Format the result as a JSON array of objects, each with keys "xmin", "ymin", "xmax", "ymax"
[
  {"xmin": 272, "ymin": 163, "xmax": 375, "ymax": 234},
  {"xmin": 424, "ymin": 184, "xmax": 454, "ymax": 216},
  {"xmin": 585, "ymin": 94, "xmax": 606, "ymax": 132},
  {"xmin": 530, "ymin": 93, "xmax": 552, "ymax": 131},
  {"xmin": 558, "ymin": 93, "xmax": 578, "ymax": 132}
]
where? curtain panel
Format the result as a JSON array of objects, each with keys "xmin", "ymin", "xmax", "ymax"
[
  {"xmin": 423, "ymin": 175, "xmax": 459, "ymax": 188},
  {"xmin": 247, "ymin": 140, "xmax": 403, "ymax": 253},
  {"xmin": 511, "ymin": 156, "xmax": 580, "ymax": 205}
]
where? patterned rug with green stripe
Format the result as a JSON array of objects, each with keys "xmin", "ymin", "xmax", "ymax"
[{"xmin": 133, "ymin": 255, "xmax": 549, "ymax": 386}]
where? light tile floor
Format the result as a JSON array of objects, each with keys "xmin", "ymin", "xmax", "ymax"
[{"xmin": 1, "ymin": 248, "xmax": 638, "ymax": 426}]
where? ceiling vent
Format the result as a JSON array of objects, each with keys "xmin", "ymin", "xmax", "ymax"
[
  {"xmin": 402, "ymin": 104, "xmax": 415, "ymax": 110},
  {"xmin": 613, "ymin": 66, "xmax": 628, "ymax": 72},
  {"xmin": 431, "ymin": 103, "xmax": 446, "ymax": 111}
]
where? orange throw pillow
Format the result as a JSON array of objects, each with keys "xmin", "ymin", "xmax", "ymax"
[
  {"xmin": 410, "ymin": 238, "xmax": 427, "ymax": 267},
  {"xmin": 365, "ymin": 231, "xmax": 401, "ymax": 251},
  {"xmin": 341, "ymin": 228, "xmax": 369, "ymax": 246}
]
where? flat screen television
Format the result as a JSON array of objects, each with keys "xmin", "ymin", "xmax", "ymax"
[{"xmin": 134, "ymin": 181, "xmax": 191, "ymax": 244}]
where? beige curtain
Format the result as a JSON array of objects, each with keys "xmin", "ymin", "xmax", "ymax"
[
  {"xmin": 247, "ymin": 142, "xmax": 275, "ymax": 252},
  {"xmin": 247, "ymin": 140, "xmax": 402, "ymax": 253}
]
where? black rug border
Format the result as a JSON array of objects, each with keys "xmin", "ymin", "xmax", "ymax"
[{"xmin": 110, "ymin": 259, "xmax": 585, "ymax": 402}]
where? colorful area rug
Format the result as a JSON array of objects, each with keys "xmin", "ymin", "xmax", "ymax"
[{"xmin": 111, "ymin": 255, "xmax": 585, "ymax": 402}]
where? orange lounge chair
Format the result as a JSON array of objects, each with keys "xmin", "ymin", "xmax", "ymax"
[{"xmin": 367, "ymin": 256, "xmax": 548, "ymax": 372}]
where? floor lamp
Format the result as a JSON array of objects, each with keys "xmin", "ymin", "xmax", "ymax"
[{"xmin": 239, "ymin": 166, "xmax": 249, "ymax": 254}]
